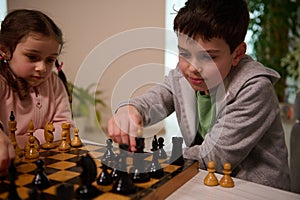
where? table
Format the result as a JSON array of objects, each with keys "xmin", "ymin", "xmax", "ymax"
[{"xmin": 167, "ymin": 169, "xmax": 300, "ymax": 200}]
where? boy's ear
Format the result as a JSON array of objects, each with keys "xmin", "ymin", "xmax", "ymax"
[{"xmin": 232, "ymin": 42, "xmax": 246, "ymax": 67}]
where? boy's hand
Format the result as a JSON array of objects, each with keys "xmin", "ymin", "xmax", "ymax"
[
  {"xmin": 108, "ymin": 105, "xmax": 142, "ymax": 152},
  {"xmin": 0, "ymin": 130, "xmax": 15, "ymax": 176}
]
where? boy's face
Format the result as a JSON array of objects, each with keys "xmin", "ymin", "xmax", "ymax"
[{"xmin": 178, "ymin": 34, "xmax": 245, "ymax": 92}]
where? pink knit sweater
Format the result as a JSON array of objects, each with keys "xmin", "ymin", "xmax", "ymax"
[{"xmin": 0, "ymin": 72, "xmax": 73, "ymax": 149}]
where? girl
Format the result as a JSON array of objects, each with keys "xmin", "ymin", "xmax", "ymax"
[{"xmin": 0, "ymin": 9, "xmax": 73, "ymax": 175}]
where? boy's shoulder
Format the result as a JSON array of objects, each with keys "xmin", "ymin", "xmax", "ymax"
[
  {"xmin": 230, "ymin": 55, "xmax": 280, "ymax": 83},
  {"xmin": 224, "ymin": 55, "xmax": 280, "ymax": 95}
]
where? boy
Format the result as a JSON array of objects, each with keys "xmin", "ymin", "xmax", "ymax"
[{"xmin": 108, "ymin": 0, "xmax": 290, "ymax": 190}]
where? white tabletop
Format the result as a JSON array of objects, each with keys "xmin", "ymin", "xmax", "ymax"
[{"xmin": 167, "ymin": 169, "xmax": 300, "ymax": 200}]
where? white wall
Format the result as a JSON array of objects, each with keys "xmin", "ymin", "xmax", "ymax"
[{"xmin": 7, "ymin": 0, "xmax": 166, "ymax": 130}]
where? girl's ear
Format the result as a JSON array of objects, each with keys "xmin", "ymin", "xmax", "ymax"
[
  {"xmin": 232, "ymin": 42, "xmax": 246, "ymax": 67},
  {"xmin": 0, "ymin": 46, "xmax": 11, "ymax": 60}
]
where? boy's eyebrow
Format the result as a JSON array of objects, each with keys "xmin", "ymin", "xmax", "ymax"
[{"xmin": 178, "ymin": 45, "xmax": 220, "ymax": 54}]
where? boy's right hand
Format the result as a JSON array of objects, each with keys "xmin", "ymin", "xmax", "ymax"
[
  {"xmin": 108, "ymin": 105, "xmax": 143, "ymax": 152},
  {"xmin": 0, "ymin": 130, "xmax": 15, "ymax": 176}
]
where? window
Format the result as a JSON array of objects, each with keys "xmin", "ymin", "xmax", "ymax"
[{"xmin": 0, "ymin": 0, "xmax": 7, "ymax": 24}]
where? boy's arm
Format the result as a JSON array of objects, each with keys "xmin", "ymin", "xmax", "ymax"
[{"xmin": 109, "ymin": 74, "xmax": 175, "ymax": 151}]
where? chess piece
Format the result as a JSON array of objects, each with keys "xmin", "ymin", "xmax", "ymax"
[
  {"xmin": 102, "ymin": 139, "xmax": 115, "ymax": 168},
  {"xmin": 76, "ymin": 153, "xmax": 101, "ymax": 198},
  {"xmin": 204, "ymin": 161, "xmax": 219, "ymax": 186},
  {"xmin": 151, "ymin": 135, "xmax": 158, "ymax": 152},
  {"xmin": 25, "ymin": 120, "xmax": 39, "ymax": 152},
  {"xmin": 130, "ymin": 136, "xmax": 150, "ymax": 183},
  {"xmin": 8, "ymin": 111, "xmax": 23, "ymax": 159},
  {"xmin": 169, "ymin": 137, "xmax": 184, "ymax": 166},
  {"xmin": 97, "ymin": 158, "xmax": 113, "ymax": 186},
  {"xmin": 112, "ymin": 144, "xmax": 136, "ymax": 195},
  {"xmin": 56, "ymin": 183, "xmax": 74, "ymax": 200},
  {"xmin": 32, "ymin": 159, "xmax": 50, "ymax": 190},
  {"xmin": 149, "ymin": 146, "xmax": 164, "ymax": 179},
  {"xmin": 25, "ymin": 135, "xmax": 39, "ymax": 159},
  {"xmin": 71, "ymin": 127, "xmax": 82, "ymax": 147},
  {"xmin": 42, "ymin": 121, "xmax": 56, "ymax": 149},
  {"xmin": 12, "ymin": 142, "xmax": 22, "ymax": 165},
  {"xmin": 219, "ymin": 162, "xmax": 234, "ymax": 188},
  {"xmin": 8, "ymin": 163, "xmax": 21, "ymax": 200},
  {"xmin": 157, "ymin": 137, "xmax": 167, "ymax": 159},
  {"xmin": 61, "ymin": 123, "xmax": 71, "ymax": 144},
  {"xmin": 58, "ymin": 125, "xmax": 71, "ymax": 152}
]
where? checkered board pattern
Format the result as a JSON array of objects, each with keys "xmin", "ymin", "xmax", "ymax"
[{"xmin": 0, "ymin": 143, "xmax": 198, "ymax": 200}]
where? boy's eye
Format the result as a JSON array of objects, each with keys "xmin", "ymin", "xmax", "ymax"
[
  {"xmin": 199, "ymin": 54, "xmax": 212, "ymax": 60},
  {"xmin": 179, "ymin": 51, "xmax": 190, "ymax": 58}
]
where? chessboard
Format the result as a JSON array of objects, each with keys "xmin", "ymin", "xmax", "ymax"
[{"xmin": 0, "ymin": 141, "xmax": 199, "ymax": 200}]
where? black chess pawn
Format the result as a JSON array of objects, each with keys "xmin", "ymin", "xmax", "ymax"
[
  {"xmin": 112, "ymin": 144, "xmax": 136, "ymax": 195},
  {"xmin": 130, "ymin": 137, "xmax": 150, "ymax": 183},
  {"xmin": 97, "ymin": 158, "xmax": 113, "ymax": 186},
  {"xmin": 169, "ymin": 137, "xmax": 185, "ymax": 166},
  {"xmin": 157, "ymin": 137, "xmax": 167, "ymax": 159},
  {"xmin": 32, "ymin": 159, "xmax": 50, "ymax": 190},
  {"xmin": 8, "ymin": 163, "xmax": 21, "ymax": 200},
  {"xmin": 76, "ymin": 153, "xmax": 102, "ymax": 199},
  {"xmin": 102, "ymin": 139, "xmax": 115, "ymax": 168}
]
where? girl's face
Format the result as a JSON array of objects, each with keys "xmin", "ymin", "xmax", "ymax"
[
  {"xmin": 8, "ymin": 32, "xmax": 60, "ymax": 87},
  {"xmin": 177, "ymin": 34, "xmax": 245, "ymax": 93}
]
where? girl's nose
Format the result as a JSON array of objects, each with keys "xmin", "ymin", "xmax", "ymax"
[{"xmin": 35, "ymin": 61, "xmax": 47, "ymax": 73}]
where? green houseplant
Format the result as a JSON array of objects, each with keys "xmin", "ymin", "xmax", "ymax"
[
  {"xmin": 247, "ymin": 0, "xmax": 300, "ymax": 102},
  {"xmin": 69, "ymin": 82, "xmax": 105, "ymax": 130}
]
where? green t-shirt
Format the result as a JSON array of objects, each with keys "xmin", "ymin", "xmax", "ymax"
[{"xmin": 196, "ymin": 91, "xmax": 216, "ymax": 139}]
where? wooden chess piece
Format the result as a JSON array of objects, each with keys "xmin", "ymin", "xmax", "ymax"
[
  {"xmin": 219, "ymin": 162, "xmax": 234, "ymax": 188},
  {"xmin": 25, "ymin": 135, "xmax": 39, "ymax": 159},
  {"xmin": 97, "ymin": 158, "xmax": 113, "ymax": 186},
  {"xmin": 102, "ymin": 139, "xmax": 115, "ymax": 168},
  {"xmin": 71, "ymin": 127, "xmax": 82, "ymax": 147},
  {"xmin": 130, "ymin": 136, "xmax": 150, "ymax": 183},
  {"xmin": 76, "ymin": 153, "xmax": 101, "ymax": 198},
  {"xmin": 42, "ymin": 121, "xmax": 56, "ymax": 149},
  {"xmin": 58, "ymin": 126, "xmax": 71, "ymax": 152},
  {"xmin": 169, "ymin": 137, "xmax": 185, "ymax": 166},
  {"xmin": 8, "ymin": 111, "xmax": 23, "ymax": 159},
  {"xmin": 8, "ymin": 163, "xmax": 21, "ymax": 200},
  {"xmin": 32, "ymin": 159, "xmax": 50, "ymax": 190},
  {"xmin": 204, "ymin": 161, "xmax": 218, "ymax": 186},
  {"xmin": 8, "ymin": 111, "xmax": 22, "ymax": 164},
  {"xmin": 157, "ymin": 137, "xmax": 167, "ymax": 159},
  {"xmin": 25, "ymin": 120, "xmax": 39, "ymax": 152},
  {"xmin": 61, "ymin": 123, "xmax": 71, "ymax": 144},
  {"xmin": 112, "ymin": 144, "xmax": 136, "ymax": 195}
]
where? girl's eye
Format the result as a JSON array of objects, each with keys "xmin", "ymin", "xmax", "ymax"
[
  {"xmin": 27, "ymin": 55, "xmax": 38, "ymax": 61},
  {"xmin": 47, "ymin": 58, "xmax": 56, "ymax": 64}
]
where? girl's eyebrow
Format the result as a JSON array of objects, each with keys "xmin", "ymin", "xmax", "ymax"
[{"xmin": 24, "ymin": 49, "xmax": 59, "ymax": 56}]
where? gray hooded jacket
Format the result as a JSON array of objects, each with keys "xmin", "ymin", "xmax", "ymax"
[{"xmin": 124, "ymin": 55, "xmax": 290, "ymax": 191}]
